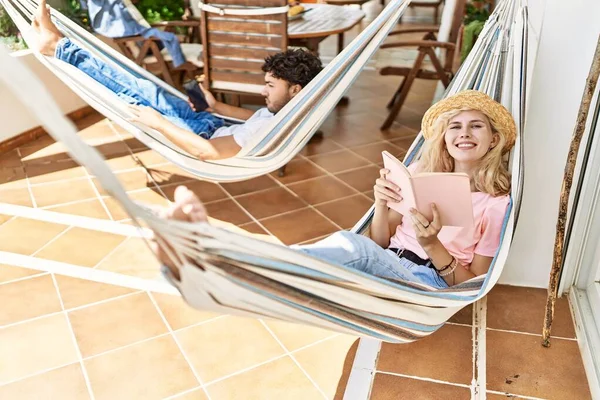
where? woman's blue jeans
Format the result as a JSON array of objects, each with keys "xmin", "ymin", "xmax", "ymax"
[{"xmin": 295, "ymin": 231, "xmax": 449, "ymax": 289}]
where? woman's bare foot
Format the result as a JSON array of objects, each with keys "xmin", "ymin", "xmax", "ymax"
[
  {"xmin": 151, "ymin": 186, "xmax": 208, "ymax": 280},
  {"xmin": 31, "ymin": 0, "xmax": 64, "ymax": 56}
]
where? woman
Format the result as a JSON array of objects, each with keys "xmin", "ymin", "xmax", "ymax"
[{"xmin": 155, "ymin": 90, "xmax": 516, "ymax": 288}]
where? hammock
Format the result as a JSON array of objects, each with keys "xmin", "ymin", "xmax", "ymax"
[
  {"xmin": 0, "ymin": 0, "xmax": 528, "ymax": 343},
  {"xmin": 1, "ymin": 0, "xmax": 412, "ymax": 183}
]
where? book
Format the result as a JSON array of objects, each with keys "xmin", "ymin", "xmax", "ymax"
[{"xmin": 381, "ymin": 151, "xmax": 474, "ymax": 228}]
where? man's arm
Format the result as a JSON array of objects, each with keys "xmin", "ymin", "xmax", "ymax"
[{"xmin": 128, "ymin": 105, "xmax": 241, "ymax": 160}]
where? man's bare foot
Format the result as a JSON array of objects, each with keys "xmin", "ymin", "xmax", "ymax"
[{"xmin": 31, "ymin": 0, "xmax": 64, "ymax": 56}]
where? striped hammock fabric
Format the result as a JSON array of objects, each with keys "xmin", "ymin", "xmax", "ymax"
[
  {"xmin": 1, "ymin": 0, "xmax": 411, "ymax": 182},
  {"xmin": 0, "ymin": 0, "xmax": 528, "ymax": 343}
]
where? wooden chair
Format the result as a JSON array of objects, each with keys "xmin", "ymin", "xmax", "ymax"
[
  {"xmin": 112, "ymin": 21, "xmax": 204, "ymax": 89},
  {"xmin": 399, "ymin": 0, "xmax": 446, "ymax": 24},
  {"xmin": 379, "ymin": 0, "xmax": 465, "ymax": 130},
  {"xmin": 199, "ymin": 0, "xmax": 288, "ymax": 101}
]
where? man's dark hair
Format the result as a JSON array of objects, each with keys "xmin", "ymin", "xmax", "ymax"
[{"xmin": 262, "ymin": 49, "xmax": 323, "ymax": 88}]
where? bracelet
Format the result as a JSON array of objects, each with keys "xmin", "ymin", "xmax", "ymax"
[
  {"xmin": 436, "ymin": 257, "xmax": 454, "ymax": 273},
  {"xmin": 438, "ymin": 258, "xmax": 458, "ymax": 277}
]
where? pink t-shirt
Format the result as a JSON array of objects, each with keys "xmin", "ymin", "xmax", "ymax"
[{"xmin": 388, "ymin": 165, "xmax": 510, "ymax": 266}]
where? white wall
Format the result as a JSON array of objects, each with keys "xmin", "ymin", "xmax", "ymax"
[
  {"xmin": 0, "ymin": 50, "xmax": 86, "ymax": 143},
  {"xmin": 500, "ymin": 0, "xmax": 600, "ymax": 287}
]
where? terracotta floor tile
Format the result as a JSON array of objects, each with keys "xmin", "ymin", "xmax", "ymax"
[
  {"xmin": 131, "ymin": 149, "xmax": 169, "ymax": 167},
  {"xmin": 270, "ymin": 158, "xmax": 326, "ymax": 184},
  {"xmin": 204, "ymin": 198, "xmax": 253, "ymax": 225},
  {"xmin": 237, "ymin": 221, "xmax": 270, "ymax": 235},
  {"xmin": 45, "ymin": 199, "xmax": 111, "ymax": 219},
  {"xmin": 0, "ymin": 314, "xmax": 79, "ymax": 384},
  {"xmin": 95, "ymin": 237, "xmax": 162, "ymax": 279},
  {"xmin": 74, "ymin": 113, "xmax": 109, "ymax": 132},
  {"xmin": 122, "ymin": 136, "xmax": 148, "ymax": 152},
  {"xmin": 68, "ymin": 292, "xmax": 168, "ymax": 357},
  {"xmin": 389, "ymin": 135, "xmax": 418, "ymax": 151},
  {"xmin": 486, "ymin": 330, "xmax": 591, "ymax": 399},
  {"xmin": 85, "ymin": 335, "xmax": 198, "ymax": 400},
  {"xmin": 20, "ymin": 141, "xmax": 72, "ymax": 164},
  {"xmin": 0, "ymin": 363, "xmax": 90, "ymax": 399},
  {"xmin": 309, "ymin": 150, "xmax": 371, "ymax": 173},
  {"xmin": 0, "ymin": 186, "xmax": 33, "ymax": 207},
  {"xmin": 0, "ymin": 149, "xmax": 23, "ymax": 167},
  {"xmin": 55, "ymin": 274, "xmax": 137, "ymax": 310},
  {"xmin": 147, "ymin": 164, "xmax": 197, "ymax": 186},
  {"xmin": 171, "ymin": 388, "xmax": 208, "ymax": 400},
  {"xmin": 103, "ymin": 189, "xmax": 168, "ymax": 221},
  {"xmin": 0, "ymin": 274, "xmax": 62, "ymax": 326},
  {"xmin": 221, "ymin": 175, "xmax": 278, "ymax": 197},
  {"xmin": 92, "ymin": 169, "xmax": 153, "ymax": 195},
  {"xmin": 287, "ymin": 176, "xmax": 356, "ymax": 205},
  {"xmin": 0, "ymin": 166, "xmax": 27, "ymax": 189},
  {"xmin": 151, "ymin": 292, "xmax": 219, "ymax": 331},
  {"xmin": 350, "ymin": 141, "xmax": 406, "ymax": 164},
  {"xmin": 104, "ymin": 153, "xmax": 141, "ymax": 171},
  {"xmin": 0, "ymin": 264, "xmax": 43, "ymax": 283},
  {"xmin": 369, "ymin": 373, "xmax": 471, "ymax": 400},
  {"xmin": 299, "ymin": 137, "xmax": 344, "ymax": 157},
  {"xmin": 0, "ymin": 217, "xmax": 67, "ymax": 255},
  {"xmin": 263, "ymin": 320, "xmax": 337, "ymax": 351},
  {"xmin": 487, "ymin": 285, "xmax": 575, "ymax": 338},
  {"xmin": 260, "ymin": 208, "xmax": 338, "ymax": 245},
  {"xmin": 449, "ymin": 304, "xmax": 473, "ymax": 325},
  {"xmin": 35, "ymin": 227, "xmax": 127, "ymax": 268},
  {"xmin": 293, "ymin": 335, "xmax": 359, "ymax": 398},
  {"xmin": 206, "ymin": 356, "xmax": 322, "ymax": 400},
  {"xmin": 315, "ymin": 195, "xmax": 373, "ymax": 229},
  {"xmin": 0, "ymin": 213, "xmax": 10, "ymax": 225},
  {"xmin": 335, "ymin": 165, "xmax": 381, "ymax": 193},
  {"xmin": 384, "ymin": 124, "xmax": 419, "ymax": 140},
  {"xmin": 377, "ymin": 324, "xmax": 473, "ymax": 385},
  {"xmin": 91, "ymin": 140, "xmax": 131, "ymax": 159},
  {"xmin": 25, "ymin": 160, "xmax": 86, "ymax": 184},
  {"xmin": 30, "ymin": 178, "xmax": 97, "ymax": 207},
  {"xmin": 234, "ymin": 187, "xmax": 305, "ymax": 220},
  {"xmin": 77, "ymin": 119, "xmax": 115, "ymax": 140},
  {"xmin": 160, "ymin": 180, "xmax": 228, "ymax": 204},
  {"xmin": 176, "ymin": 316, "xmax": 284, "ymax": 382}
]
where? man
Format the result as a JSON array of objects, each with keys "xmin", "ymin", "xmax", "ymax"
[{"xmin": 32, "ymin": 0, "xmax": 323, "ymax": 160}]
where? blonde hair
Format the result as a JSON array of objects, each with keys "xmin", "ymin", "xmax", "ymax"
[{"xmin": 418, "ymin": 108, "xmax": 511, "ymax": 196}]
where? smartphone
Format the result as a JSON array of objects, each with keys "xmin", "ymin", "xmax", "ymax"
[{"xmin": 183, "ymin": 80, "xmax": 209, "ymax": 111}]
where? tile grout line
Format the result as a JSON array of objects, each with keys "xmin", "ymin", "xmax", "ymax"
[
  {"xmin": 485, "ymin": 389, "xmax": 548, "ymax": 400},
  {"xmin": 17, "ymin": 147, "xmax": 38, "ymax": 209},
  {"xmin": 29, "ymin": 225, "xmax": 74, "ymax": 258},
  {"xmin": 264, "ymin": 170, "xmax": 346, "ymax": 234},
  {"xmin": 147, "ymin": 292, "xmax": 213, "ymax": 400},
  {"xmin": 90, "ymin": 235, "xmax": 132, "ymax": 270},
  {"xmin": 471, "ymin": 298, "xmax": 487, "ymax": 400},
  {"xmin": 49, "ymin": 273, "xmax": 96, "ymax": 400},
  {"xmin": 259, "ymin": 320, "xmax": 329, "ymax": 399},
  {"xmin": 375, "ymin": 370, "xmax": 472, "ymax": 389},
  {"xmin": 0, "ymin": 271, "xmax": 50, "ymax": 286}
]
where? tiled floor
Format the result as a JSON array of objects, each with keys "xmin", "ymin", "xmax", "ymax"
[{"xmin": 0, "ymin": 1, "xmax": 594, "ymax": 399}]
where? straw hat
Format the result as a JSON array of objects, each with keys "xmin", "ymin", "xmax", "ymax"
[{"xmin": 421, "ymin": 90, "xmax": 517, "ymax": 153}]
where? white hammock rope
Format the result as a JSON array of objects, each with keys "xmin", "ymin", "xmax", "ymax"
[
  {"xmin": 0, "ymin": 0, "xmax": 528, "ymax": 342},
  {"xmin": 2, "ymin": 0, "xmax": 411, "ymax": 182}
]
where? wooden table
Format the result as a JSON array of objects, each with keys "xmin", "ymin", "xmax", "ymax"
[{"xmin": 288, "ymin": 4, "xmax": 366, "ymax": 55}]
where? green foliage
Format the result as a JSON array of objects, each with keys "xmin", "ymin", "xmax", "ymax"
[
  {"xmin": 0, "ymin": 4, "xmax": 18, "ymax": 38},
  {"xmin": 55, "ymin": 0, "xmax": 91, "ymax": 30},
  {"xmin": 135, "ymin": 0, "xmax": 185, "ymax": 23},
  {"xmin": 464, "ymin": 0, "xmax": 492, "ymax": 25}
]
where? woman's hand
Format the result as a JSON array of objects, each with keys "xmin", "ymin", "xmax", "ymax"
[
  {"xmin": 410, "ymin": 203, "xmax": 442, "ymax": 249},
  {"xmin": 128, "ymin": 105, "xmax": 167, "ymax": 130},
  {"xmin": 373, "ymin": 168, "xmax": 402, "ymax": 207}
]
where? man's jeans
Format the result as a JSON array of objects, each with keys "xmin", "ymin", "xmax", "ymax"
[
  {"xmin": 55, "ymin": 38, "xmax": 224, "ymax": 137},
  {"xmin": 295, "ymin": 231, "xmax": 449, "ymax": 289}
]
